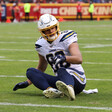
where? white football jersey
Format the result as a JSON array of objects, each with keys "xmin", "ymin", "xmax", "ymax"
[{"xmin": 35, "ymin": 30, "xmax": 85, "ymax": 75}]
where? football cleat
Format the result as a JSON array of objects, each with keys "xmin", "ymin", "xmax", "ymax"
[
  {"xmin": 56, "ymin": 81, "xmax": 75, "ymax": 101},
  {"xmin": 43, "ymin": 88, "xmax": 64, "ymax": 98}
]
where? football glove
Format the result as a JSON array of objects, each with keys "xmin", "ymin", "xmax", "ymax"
[
  {"xmin": 54, "ymin": 55, "xmax": 66, "ymax": 68},
  {"xmin": 13, "ymin": 81, "xmax": 29, "ymax": 91}
]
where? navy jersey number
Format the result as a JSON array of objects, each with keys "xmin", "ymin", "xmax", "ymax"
[{"xmin": 46, "ymin": 51, "xmax": 70, "ymax": 72}]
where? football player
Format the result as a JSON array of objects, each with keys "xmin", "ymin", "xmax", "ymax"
[{"xmin": 13, "ymin": 14, "xmax": 86, "ymax": 100}]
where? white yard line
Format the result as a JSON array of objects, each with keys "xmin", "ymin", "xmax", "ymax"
[
  {"xmin": 0, "ymin": 75, "xmax": 25, "ymax": 77},
  {"xmin": 0, "ymin": 75, "xmax": 112, "ymax": 81},
  {"xmin": 0, "ymin": 59, "xmax": 38, "ymax": 62},
  {"xmin": 0, "ymin": 58, "xmax": 112, "ymax": 65},
  {"xmin": 0, "ymin": 49, "xmax": 34, "ymax": 51},
  {"xmin": 0, "ymin": 41, "xmax": 34, "ymax": 44},
  {"xmin": 84, "ymin": 62, "xmax": 112, "ymax": 65},
  {"xmin": 82, "ymin": 51, "xmax": 112, "ymax": 53},
  {"xmin": 0, "ymin": 48, "xmax": 112, "ymax": 53},
  {"xmin": 0, "ymin": 102, "xmax": 112, "ymax": 110},
  {"xmin": 87, "ymin": 78, "xmax": 112, "ymax": 81},
  {"xmin": 79, "ymin": 37, "xmax": 112, "ymax": 40},
  {"xmin": 0, "ymin": 56, "xmax": 5, "ymax": 58},
  {"xmin": 82, "ymin": 44, "xmax": 112, "ymax": 48}
]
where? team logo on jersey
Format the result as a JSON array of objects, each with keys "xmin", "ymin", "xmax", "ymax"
[
  {"xmin": 35, "ymin": 44, "xmax": 42, "ymax": 48},
  {"xmin": 60, "ymin": 31, "xmax": 76, "ymax": 42}
]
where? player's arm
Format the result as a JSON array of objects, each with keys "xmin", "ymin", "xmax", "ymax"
[
  {"xmin": 26, "ymin": 54, "xmax": 48, "ymax": 86},
  {"xmin": 36, "ymin": 53, "xmax": 48, "ymax": 72},
  {"xmin": 66, "ymin": 42, "xmax": 82, "ymax": 64},
  {"xmin": 54, "ymin": 42, "xmax": 82, "ymax": 69},
  {"xmin": 13, "ymin": 54, "xmax": 48, "ymax": 91}
]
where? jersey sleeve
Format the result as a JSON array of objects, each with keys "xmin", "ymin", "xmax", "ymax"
[
  {"xmin": 35, "ymin": 37, "xmax": 44, "ymax": 56},
  {"xmin": 60, "ymin": 30, "xmax": 78, "ymax": 49}
]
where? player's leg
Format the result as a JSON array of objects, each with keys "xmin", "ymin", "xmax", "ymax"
[
  {"xmin": 13, "ymin": 67, "xmax": 57, "ymax": 91},
  {"xmin": 26, "ymin": 68, "xmax": 63, "ymax": 98},
  {"xmin": 65, "ymin": 68, "xmax": 86, "ymax": 95},
  {"xmin": 57, "ymin": 68, "xmax": 75, "ymax": 85},
  {"xmin": 80, "ymin": 12, "xmax": 82, "ymax": 20},
  {"xmin": 13, "ymin": 67, "xmax": 63, "ymax": 98},
  {"xmin": 76, "ymin": 13, "xmax": 78, "ymax": 20},
  {"xmin": 56, "ymin": 67, "xmax": 86, "ymax": 100},
  {"xmin": 56, "ymin": 67, "xmax": 75, "ymax": 100},
  {"xmin": 26, "ymin": 68, "xmax": 50, "ymax": 90},
  {"xmin": 73, "ymin": 77, "xmax": 86, "ymax": 95},
  {"xmin": 13, "ymin": 80, "xmax": 29, "ymax": 91}
]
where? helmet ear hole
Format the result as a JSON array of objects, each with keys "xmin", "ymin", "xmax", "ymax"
[
  {"xmin": 42, "ymin": 31, "xmax": 45, "ymax": 34},
  {"xmin": 55, "ymin": 26, "xmax": 57, "ymax": 30}
]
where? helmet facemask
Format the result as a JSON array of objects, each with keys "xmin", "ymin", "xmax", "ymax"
[{"xmin": 39, "ymin": 23, "xmax": 60, "ymax": 41}]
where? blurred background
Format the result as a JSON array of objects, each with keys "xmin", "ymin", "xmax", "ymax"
[{"xmin": 0, "ymin": 0, "xmax": 112, "ymax": 23}]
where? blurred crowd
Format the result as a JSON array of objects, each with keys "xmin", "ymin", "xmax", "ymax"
[
  {"xmin": 1, "ymin": 0, "xmax": 112, "ymax": 3},
  {"xmin": 0, "ymin": 1, "xmax": 40, "ymax": 23},
  {"xmin": 0, "ymin": 0, "xmax": 112, "ymax": 23}
]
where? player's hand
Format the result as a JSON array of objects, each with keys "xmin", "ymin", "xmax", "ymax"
[
  {"xmin": 13, "ymin": 81, "xmax": 29, "ymax": 91},
  {"xmin": 54, "ymin": 55, "xmax": 66, "ymax": 68}
]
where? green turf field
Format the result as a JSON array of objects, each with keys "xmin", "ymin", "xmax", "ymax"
[{"xmin": 0, "ymin": 20, "xmax": 112, "ymax": 112}]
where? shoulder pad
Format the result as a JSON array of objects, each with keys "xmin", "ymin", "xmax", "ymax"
[{"xmin": 60, "ymin": 30, "xmax": 77, "ymax": 42}]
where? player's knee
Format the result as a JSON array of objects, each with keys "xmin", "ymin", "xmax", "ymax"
[
  {"xmin": 26, "ymin": 68, "xmax": 41, "ymax": 78},
  {"xmin": 57, "ymin": 67, "xmax": 66, "ymax": 75},
  {"xmin": 26, "ymin": 68, "xmax": 34, "ymax": 78},
  {"xmin": 27, "ymin": 67, "xmax": 35, "ymax": 73},
  {"xmin": 26, "ymin": 68, "xmax": 37, "ymax": 78}
]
